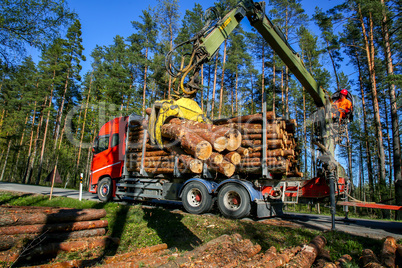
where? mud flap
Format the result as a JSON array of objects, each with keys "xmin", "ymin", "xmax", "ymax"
[{"xmin": 256, "ymin": 200, "xmax": 283, "ymax": 218}]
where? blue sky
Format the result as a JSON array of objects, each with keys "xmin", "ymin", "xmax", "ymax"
[{"xmin": 64, "ymin": 0, "xmax": 342, "ymax": 77}]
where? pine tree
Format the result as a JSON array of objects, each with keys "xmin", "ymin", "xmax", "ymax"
[
  {"xmin": 129, "ymin": 8, "xmax": 158, "ymax": 115},
  {"xmin": 0, "ymin": 0, "xmax": 74, "ymax": 65}
]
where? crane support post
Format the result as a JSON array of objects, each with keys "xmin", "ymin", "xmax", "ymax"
[{"xmin": 244, "ymin": 1, "xmax": 326, "ymax": 107}]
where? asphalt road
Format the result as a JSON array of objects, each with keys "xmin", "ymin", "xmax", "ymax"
[{"xmin": 1, "ymin": 181, "xmax": 401, "ymax": 240}]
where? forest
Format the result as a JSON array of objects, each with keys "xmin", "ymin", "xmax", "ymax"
[{"xmin": 0, "ymin": 0, "xmax": 401, "ymax": 215}]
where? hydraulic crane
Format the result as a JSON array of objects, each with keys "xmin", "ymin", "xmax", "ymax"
[{"xmin": 146, "ymin": 0, "xmax": 353, "ymax": 228}]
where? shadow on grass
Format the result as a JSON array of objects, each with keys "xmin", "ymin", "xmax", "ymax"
[
  {"xmin": 143, "ymin": 207, "xmax": 202, "ymax": 251},
  {"xmin": 0, "ymin": 193, "xmax": 32, "ymax": 205}
]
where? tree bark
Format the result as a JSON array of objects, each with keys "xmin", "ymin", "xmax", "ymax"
[
  {"xmin": 380, "ymin": 0, "xmax": 401, "ymax": 215},
  {"xmin": 0, "ymin": 139, "xmax": 12, "ymax": 182},
  {"xmin": 359, "ymin": 7, "xmax": 387, "ymax": 200},
  {"xmin": 53, "ymin": 68, "xmax": 70, "ymax": 149},
  {"xmin": 0, "ymin": 209, "xmax": 106, "ymax": 226},
  {"xmin": 36, "ymin": 67, "xmax": 56, "ymax": 185},
  {"xmin": 0, "ymin": 220, "xmax": 108, "ymax": 235},
  {"xmin": 218, "ymin": 39, "xmax": 227, "ymax": 119},
  {"xmin": 354, "ymin": 40, "xmax": 375, "ymax": 199},
  {"xmin": 286, "ymin": 236, "xmax": 326, "ymax": 268},
  {"xmin": 211, "ymin": 53, "xmax": 219, "ymax": 119}
]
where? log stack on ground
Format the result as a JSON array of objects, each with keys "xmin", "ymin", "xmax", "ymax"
[
  {"xmin": 0, "ymin": 205, "xmax": 117, "ymax": 264},
  {"xmin": 126, "ymin": 112, "xmax": 302, "ymax": 179}
]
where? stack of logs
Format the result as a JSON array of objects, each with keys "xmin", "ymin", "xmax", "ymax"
[
  {"xmin": 126, "ymin": 111, "xmax": 302, "ymax": 179},
  {"xmin": 214, "ymin": 112, "xmax": 302, "ymax": 178},
  {"xmin": 0, "ymin": 205, "xmax": 117, "ymax": 264}
]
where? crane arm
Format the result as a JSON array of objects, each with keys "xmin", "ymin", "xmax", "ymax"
[{"xmin": 192, "ymin": 0, "xmax": 326, "ymax": 107}]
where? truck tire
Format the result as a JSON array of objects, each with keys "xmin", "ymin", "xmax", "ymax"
[
  {"xmin": 181, "ymin": 181, "xmax": 213, "ymax": 214},
  {"xmin": 217, "ymin": 183, "xmax": 250, "ymax": 219},
  {"xmin": 97, "ymin": 177, "xmax": 113, "ymax": 202}
]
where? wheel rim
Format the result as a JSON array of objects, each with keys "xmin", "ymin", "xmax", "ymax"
[
  {"xmin": 187, "ymin": 188, "xmax": 202, "ymax": 207},
  {"xmin": 223, "ymin": 191, "xmax": 241, "ymax": 211},
  {"xmin": 101, "ymin": 183, "xmax": 109, "ymax": 197}
]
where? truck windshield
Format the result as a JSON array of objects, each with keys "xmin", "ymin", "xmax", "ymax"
[{"xmin": 95, "ymin": 135, "xmax": 110, "ymax": 154}]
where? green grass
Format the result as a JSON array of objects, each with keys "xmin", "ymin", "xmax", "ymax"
[{"xmin": 0, "ymin": 191, "xmax": 398, "ymax": 267}]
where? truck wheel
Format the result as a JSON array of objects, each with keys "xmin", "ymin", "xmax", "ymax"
[
  {"xmin": 97, "ymin": 177, "xmax": 113, "ymax": 202},
  {"xmin": 182, "ymin": 182, "xmax": 213, "ymax": 214},
  {"xmin": 217, "ymin": 183, "xmax": 250, "ymax": 219}
]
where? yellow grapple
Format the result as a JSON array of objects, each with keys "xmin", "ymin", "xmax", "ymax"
[{"xmin": 148, "ymin": 98, "xmax": 211, "ymax": 148}]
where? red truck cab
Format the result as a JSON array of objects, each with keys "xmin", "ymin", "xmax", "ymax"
[{"xmin": 89, "ymin": 116, "xmax": 127, "ymax": 201}]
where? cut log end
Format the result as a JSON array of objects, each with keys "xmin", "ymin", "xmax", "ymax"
[
  {"xmin": 224, "ymin": 152, "xmax": 241, "ymax": 165},
  {"xmin": 213, "ymin": 137, "xmax": 228, "ymax": 152},
  {"xmin": 189, "ymin": 159, "xmax": 203, "ymax": 174},
  {"xmin": 224, "ymin": 130, "xmax": 242, "ymax": 151},
  {"xmin": 194, "ymin": 141, "xmax": 213, "ymax": 161}
]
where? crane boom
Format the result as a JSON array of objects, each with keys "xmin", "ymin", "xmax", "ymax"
[{"xmin": 193, "ymin": 0, "xmax": 327, "ymax": 107}]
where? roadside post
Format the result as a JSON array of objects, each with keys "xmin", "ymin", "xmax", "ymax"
[{"xmin": 79, "ymin": 173, "xmax": 83, "ymax": 201}]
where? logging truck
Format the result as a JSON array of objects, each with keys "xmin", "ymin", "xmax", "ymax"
[{"xmin": 89, "ymin": 0, "xmax": 353, "ymax": 220}]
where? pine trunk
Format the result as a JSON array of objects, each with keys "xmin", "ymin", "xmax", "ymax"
[
  {"xmin": 211, "ymin": 53, "xmax": 219, "ymax": 119},
  {"xmin": 359, "ymin": 7, "xmax": 387, "ymax": 200},
  {"xmin": 76, "ymin": 74, "xmax": 92, "ymax": 173},
  {"xmin": 380, "ymin": 0, "xmax": 401, "ymax": 218},
  {"xmin": 11, "ymin": 115, "xmax": 29, "ymax": 182},
  {"xmin": 36, "ymin": 69, "xmax": 56, "ymax": 185},
  {"xmin": 261, "ymin": 44, "xmax": 265, "ymax": 113},
  {"xmin": 235, "ymin": 68, "xmax": 238, "ymax": 115},
  {"xmin": 354, "ymin": 41, "xmax": 375, "ymax": 199},
  {"xmin": 0, "ymin": 139, "xmax": 12, "ymax": 182},
  {"xmin": 142, "ymin": 47, "xmax": 148, "ymax": 116},
  {"xmin": 218, "ymin": 39, "xmax": 227, "ymax": 119},
  {"xmin": 272, "ymin": 53, "xmax": 276, "ymax": 115},
  {"xmin": 54, "ymin": 68, "xmax": 70, "ymax": 149}
]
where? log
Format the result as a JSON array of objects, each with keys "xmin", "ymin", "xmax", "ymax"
[
  {"xmin": 210, "ymin": 159, "xmax": 235, "ymax": 177},
  {"xmin": 161, "ymin": 123, "xmax": 212, "ymax": 160},
  {"xmin": 224, "ymin": 152, "xmax": 241, "ymax": 165},
  {"xmin": 168, "ymin": 118, "xmax": 230, "ymax": 152},
  {"xmin": 248, "ymin": 150, "xmax": 284, "ymax": 158},
  {"xmin": 0, "ymin": 208, "xmax": 106, "ymax": 226},
  {"xmin": 1, "ymin": 236, "xmax": 120, "ymax": 263},
  {"xmin": 104, "ymin": 243, "xmax": 168, "ymax": 264},
  {"xmin": 261, "ymin": 246, "xmax": 277, "ymax": 263},
  {"xmin": 381, "ymin": 236, "xmax": 397, "ymax": 268},
  {"xmin": 178, "ymin": 154, "xmax": 203, "ymax": 174},
  {"xmin": 0, "ymin": 228, "xmax": 106, "ymax": 251},
  {"xmin": 134, "ymin": 150, "xmax": 170, "ymax": 157},
  {"xmin": 236, "ymin": 147, "xmax": 249, "ymax": 157},
  {"xmin": 360, "ymin": 249, "xmax": 384, "ymax": 268},
  {"xmin": 241, "ymin": 139, "xmax": 284, "ymax": 149},
  {"xmin": 283, "ymin": 149, "xmax": 295, "ymax": 157},
  {"xmin": 213, "ymin": 112, "xmax": 275, "ymax": 124},
  {"xmin": 334, "ymin": 254, "xmax": 352, "ymax": 267},
  {"xmin": 286, "ymin": 172, "xmax": 304, "ymax": 178},
  {"xmin": 314, "ymin": 248, "xmax": 333, "ymax": 268},
  {"xmin": 208, "ymin": 152, "xmax": 224, "ymax": 166},
  {"xmin": 286, "ymin": 235, "xmax": 326, "ymax": 268},
  {"xmin": 0, "ymin": 206, "xmax": 72, "ymax": 214},
  {"xmin": 0, "ymin": 220, "xmax": 109, "ymax": 235},
  {"xmin": 224, "ymin": 123, "xmax": 281, "ymax": 134},
  {"xmin": 127, "ymin": 161, "xmax": 202, "ymax": 174},
  {"xmin": 242, "ymin": 133, "xmax": 285, "ymax": 140},
  {"xmin": 241, "ymin": 157, "xmax": 277, "ymax": 163},
  {"xmin": 213, "ymin": 128, "xmax": 242, "ymax": 151},
  {"xmin": 127, "ymin": 143, "xmax": 160, "ymax": 152},
  {"xmin": 265, "ymin": 246, "xmax": 302, "ymax": 268}
]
